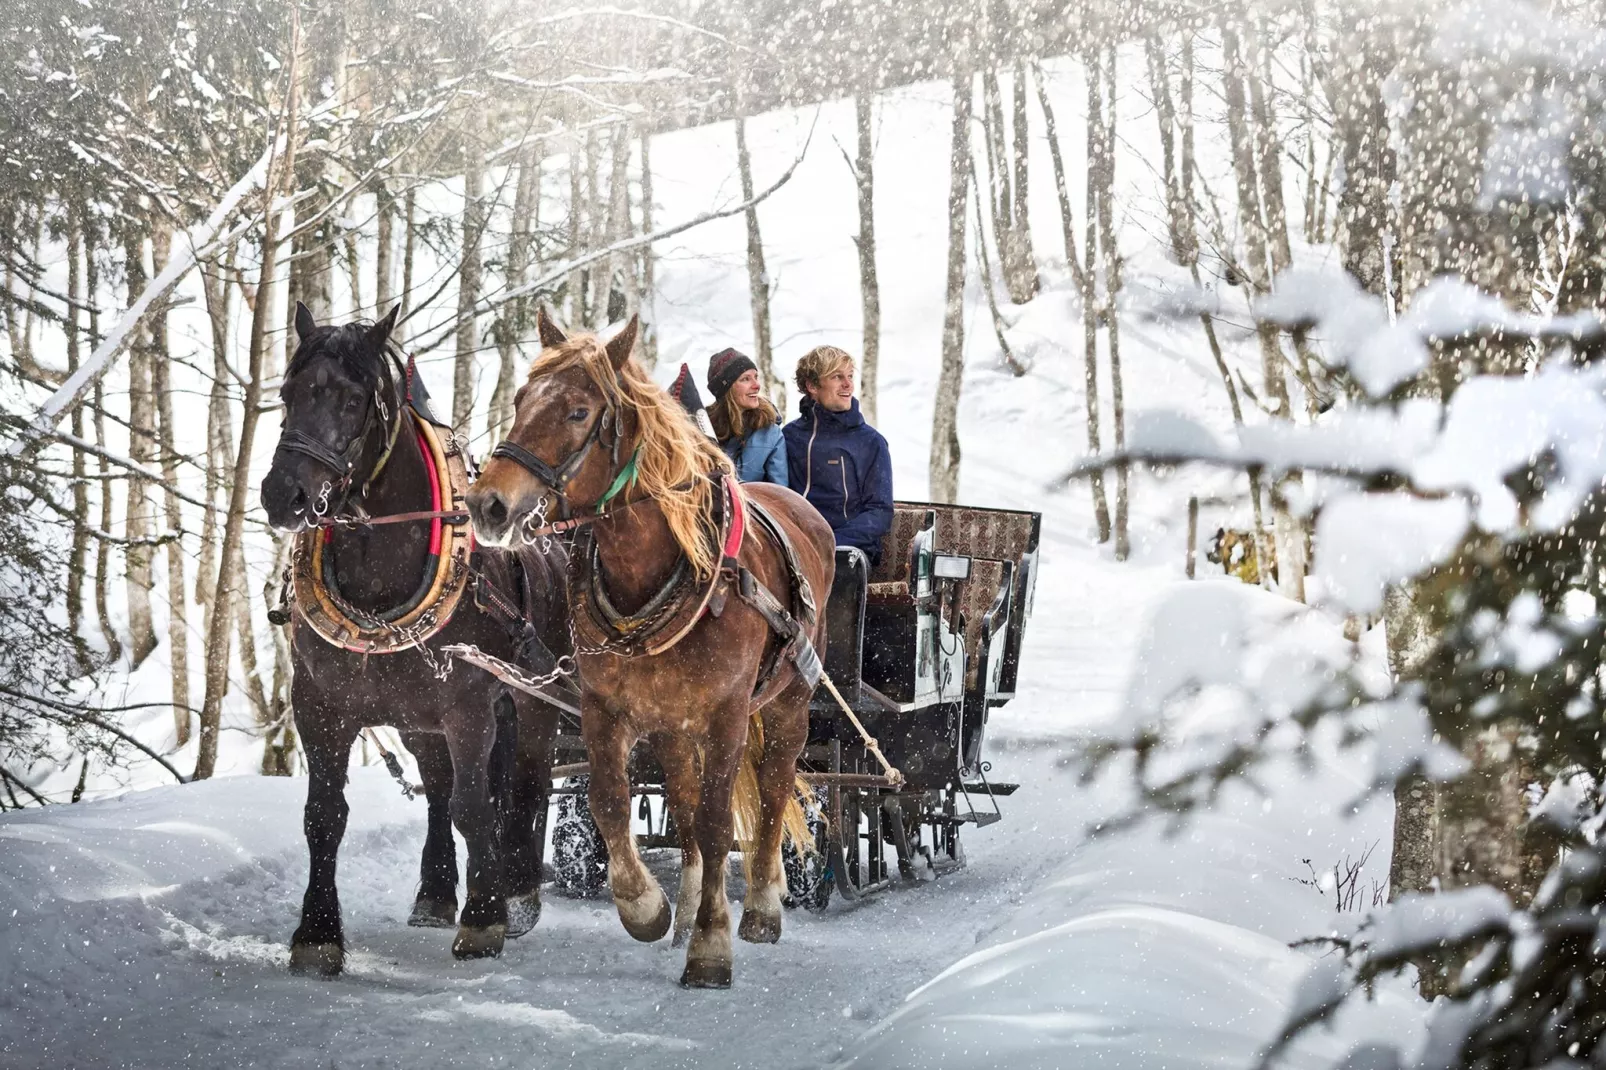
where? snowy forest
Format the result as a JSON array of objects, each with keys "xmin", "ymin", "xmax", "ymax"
[{"xmin": 4, "ymin": 0, "xmax": 1606, "ymax": 1066}]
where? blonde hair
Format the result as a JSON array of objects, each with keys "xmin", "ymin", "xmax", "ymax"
[
  {"xmin": 708, "ymin": 390, "xmax": 778, "ymax": 444},
  {"xmin": 794, "ymin": 345, "xmax": 855, "ymax": 399},
  {"xmin": 527, "ymin": 336, "xmax": 735, "ymax": 579}
]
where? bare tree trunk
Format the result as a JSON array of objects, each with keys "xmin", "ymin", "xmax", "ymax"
[
  {"xmin": 1094, "ymin": 49, "xmax": 1130, "ymax": 560},
  {"xmin": 398, "ymin": 188, "xmax": 416, "ymax": 343},
  {"xmin": 1247, "ymin": 18, "xmax": 1293, "ymax": 276},
  {"xmin": 1180, "ymin": 34, "xmax": 1202, "ymax": 259},
  {"xmin": 262, "ymin": 534, "xmax": 298, "ymax": 775},
  {"xmin": 196, "ymin": 255, "xmax": 234, "ymax": 614},
  {"xmin": 979, "ymin": 68, "xmax": 1039, "ymax": 305},
  {"xmin": 1323, "ymin": 12, "xmax": 1398, "ymax": 296},
  {"xmin": 567, "ymin": 137, "xmax": 586, "ymax": 329},
  {"xmin": 1082, "ymin": 56, "xmax": 1113, "ymax": 544},
  {"xmin": 149, "ymin": 228, "xmax": 192, "ymax": 746},
  {"xmin": 122, "ymin": 232, "xmax": 159, "ymax": 668},
  {"xmin": 639, "ymin": 132, "xmax": 659, "ymax": 369},
  {"xmin": 196, "ymin": 20, "xmax": 300, "ymax": 781},
  {"xmin": 1032, "ymin": 63, "xmax": 1087, "ymax": 290},
  {"xmin": 491, "ymin": 149, "xmax": 538, "ymax": 440},
  {"xmin": 930, "ymin": 76, "xmax": 972, "ymax": 505},
  {"xmin": 1224, "ymin": 20, "xmax": 1303, "ymax": 599},
  {"xmin": 453, "ymin": 123, "xmax": 485, "ymax": 431},
  {"xmin": 85, "ymin": 227, "xmax": 122, "ymax": 663},
  {"xmin": 65, "ymin": 208, "xmax": 89, "ymax": 651},
  {"xmin": 1147, "ymin": 34, "xmax": 1198, "ymax": 266},
  {"xmin": 601, "ymin": 123, "xmax": 632, "ymax": 324},
  {"xmin": 376, "ymin": 182, "xmax": 393, "ymax": 315},
  {"xmin": 1006, "ymin": 60, "xmax": 1038, "ymax": 302},
  {"xmin": 852, "ymin": 95, "xmax": 881, "ymax": 424},
  {"xmin": 735, "ymin": 116, "xmax": 782, "ymax": 410}
]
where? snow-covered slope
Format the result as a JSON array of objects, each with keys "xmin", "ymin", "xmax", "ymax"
[{"xmin": 3, "ymin": 61, "xmax": 1426, "ymax": 1069}]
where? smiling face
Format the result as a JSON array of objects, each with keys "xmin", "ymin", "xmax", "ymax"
[
  {"xmin": 730, "ymin": 368, "xmax": 764, "ymax": 410},
  {"xmin": 805, "ymin": 360, "xmax": 856, "ymax": 413}
]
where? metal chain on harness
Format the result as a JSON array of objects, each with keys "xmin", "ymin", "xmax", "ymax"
[{"xmin": 441, "ymin": 643, "xmax": 577, "ymax": 696}]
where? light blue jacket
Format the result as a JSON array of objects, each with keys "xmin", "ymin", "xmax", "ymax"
[{"xmin": 721, "ymin": 423, "xmax": 789, "ymax": 485}]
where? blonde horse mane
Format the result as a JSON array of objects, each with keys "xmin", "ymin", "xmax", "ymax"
[{"xmin": 527, "ymin": 335, "xmax": 735, "ymax": 579}]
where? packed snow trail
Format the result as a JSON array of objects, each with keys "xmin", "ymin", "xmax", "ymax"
[{"xmin": 0, "ymin": 745, "xmax": 1085, "ymax": 1069}]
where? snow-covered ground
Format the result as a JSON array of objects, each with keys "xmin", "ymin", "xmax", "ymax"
[{"xmin": 4, "ymin": 63, "xmax": 1429, "ymax": 1068}]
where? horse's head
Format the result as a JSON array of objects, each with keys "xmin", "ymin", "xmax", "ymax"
[
  {"xmin": 260, "ymin": 302, "xmax": 401, "ymax": 530},
  {"xmin": 467, "ymin": 308, "xmax": 638, "ymax": 546}
]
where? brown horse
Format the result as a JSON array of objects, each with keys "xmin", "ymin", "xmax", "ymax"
[{"xmin": 466, "ymin": 312, "xmax": 834, "ymax": 988}]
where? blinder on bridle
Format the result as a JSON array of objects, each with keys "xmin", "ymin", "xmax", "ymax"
[
  {"xmin": 489, "ymin": 398, "xmax": 624, "ymax": 521},
  {"xmin": 274, "ymin": 344, "xmax": 407, "ymax": 508}
]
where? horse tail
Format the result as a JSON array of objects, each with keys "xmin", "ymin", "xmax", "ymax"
[
  {"xmin": 730, "ymin": 711, "xmax": 813, "ymax": 884},
  {"xmin": 488, "ymin": 691, "xmax": 519, "ymax": 836}
]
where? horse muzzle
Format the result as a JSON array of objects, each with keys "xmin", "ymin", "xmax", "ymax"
[{"xmin": 261, "ymin": 463, "xmax": 345, "ymax": 532}]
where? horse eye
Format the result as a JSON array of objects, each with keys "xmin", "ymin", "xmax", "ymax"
[{"xmin": 567, "ymin": 408, "xmax": 589, "ymax": 423}]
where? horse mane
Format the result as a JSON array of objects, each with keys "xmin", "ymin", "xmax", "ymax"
[
  {"xmin": 284, "ymin": 320, "xmax": 387, "ymax": 389},
  {"xmin": 528, "ymin": 336, "xmax": 735, "ymax": 579}
]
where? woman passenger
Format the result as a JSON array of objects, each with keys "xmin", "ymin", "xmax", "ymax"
[{"xmin": 706, "ymin": 348, "xmax": 788, "ymax": 485}]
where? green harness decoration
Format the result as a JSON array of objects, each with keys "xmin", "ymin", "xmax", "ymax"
[{"xmin": 597, "ymin": 448, "xmax": 641, "ymax": 512}]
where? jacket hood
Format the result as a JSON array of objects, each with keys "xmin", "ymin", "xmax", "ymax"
[{"xmin": 799, "ymin": 396, "xmax": 865, "ymax": 430}]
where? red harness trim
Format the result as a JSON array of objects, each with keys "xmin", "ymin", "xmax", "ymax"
[{"xmin": 721, "ymin": 474, "xmax": 746, "ymax": 565}]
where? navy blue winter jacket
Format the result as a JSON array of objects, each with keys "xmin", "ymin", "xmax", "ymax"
[{"xmin": 783, "ymin": 398, "xmax": 893, "ymax": 566}]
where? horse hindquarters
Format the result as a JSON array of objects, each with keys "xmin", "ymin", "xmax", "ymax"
[{"xmin": 289, "ymin": 712, "xmax": 360, "ymax": 975}]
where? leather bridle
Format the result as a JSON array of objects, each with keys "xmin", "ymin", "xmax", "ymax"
[
  {"xmin": 274, "ymin": 346, "xmax": 408, "ymax": 510},
  {"xmin": 489, "ymin": 397, "xmax": 624, "ymax": 521}
]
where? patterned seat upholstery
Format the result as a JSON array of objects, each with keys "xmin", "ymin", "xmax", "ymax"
[
  {"xmin": 919, "ymin": 505, "xmax": 1037, "ymax": 569},
  {"xmin": 866, "ymin": 505, "xmax": 931, "ymax": 604},
  {"xmin": 958, "ymin": 558, "xmax": 1009, "ymax": 691}
]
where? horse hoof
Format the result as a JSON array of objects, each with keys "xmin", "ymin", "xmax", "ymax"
[
  {"xmin": 452, "ymin": 924, "xmax": 506, "ymax": 960},
  {"xmin": 407, "ymin": 897, "xmax": 458, "ymax": 929},
  {"xmin": 617, "ymin": 890, "xmax": 672, "ymax": 943},
  {"xmin": 738, "ymin": 910, "xmax": 782, "ymax": 945},
  {"xmin": 288, "ymin": 942, "xmax": 344, "ymax": 977},
  {"xmin": 679, "ymin": 959, "xmax": 733, "ymax": 989},
  {"xmin": 506, "ymin": 891, "xmax": 542, "ymax": 939}
]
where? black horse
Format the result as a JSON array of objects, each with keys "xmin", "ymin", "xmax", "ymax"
[{"xmin": 261, "ymin": 302, "xmax": 570, "ymax": 974}]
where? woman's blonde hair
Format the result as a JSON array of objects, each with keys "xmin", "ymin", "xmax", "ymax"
[
  {"xmin": 708, "ymin": 390, "xmax": 778, "ymax": 444},
  {"xmin": 794, "ymin": 345, "xmax": 855, "ymax": 398},
  {"xmin": 526, "ymin": 337, "xmax": 734, "ymax": 579}
]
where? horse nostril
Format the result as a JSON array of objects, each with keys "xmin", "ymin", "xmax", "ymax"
[
  {"xmin": 288, "ymin": 483, "xmax": 308, "ymax": 512},
  {"xmin": 483, "ymin": 493, "xmax": 509, "ymax": 530}
]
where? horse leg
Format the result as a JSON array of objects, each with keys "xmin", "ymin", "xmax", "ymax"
[
  {"xmin": 290, "ymin": 714, "xmax": 359, "ymax": 975},
  {"xmin": 739, "ymin": 694, "xmax": 809, "ymax": 945},
  {"xmin": 445, "ymin": 713, "xmax": 508, "ymax": 959},
  {"xmin": 583, "ymin": 703, "xmax": 670, "ymax": 942},
  {"xmin": 682, "ymin": 707, "xmax": 746, "ymax": 988},
  {"xmin": 650, "ymin": 732, "xmax": 704, "ymax": 948},
  {"xmin": 403, "ymin": 732, "xmax": 459, "ymax": 929},
  {"xmin": 504, "ymin": 692, "xmax": 557, "ymax": 938}
]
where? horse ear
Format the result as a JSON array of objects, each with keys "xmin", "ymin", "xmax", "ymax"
[
  {"xmin": 368, "ymin": 304, "xmax": 400, "ymax": 347},
  {"xmin": 605, "ymin": 315, "xmax": 638, "ymax": 372},
  {"xmin": 536, "ymin": 305, "xmax": 568, "ymax": 349},
  {"xmin": 294, "ymin": 301, "xmax": 317, "ymax": 341}
]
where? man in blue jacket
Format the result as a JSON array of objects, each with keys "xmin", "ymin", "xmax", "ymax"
[{"xmin": 783, "ymin": 345, "xmax": 893, "ymax": 567}]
